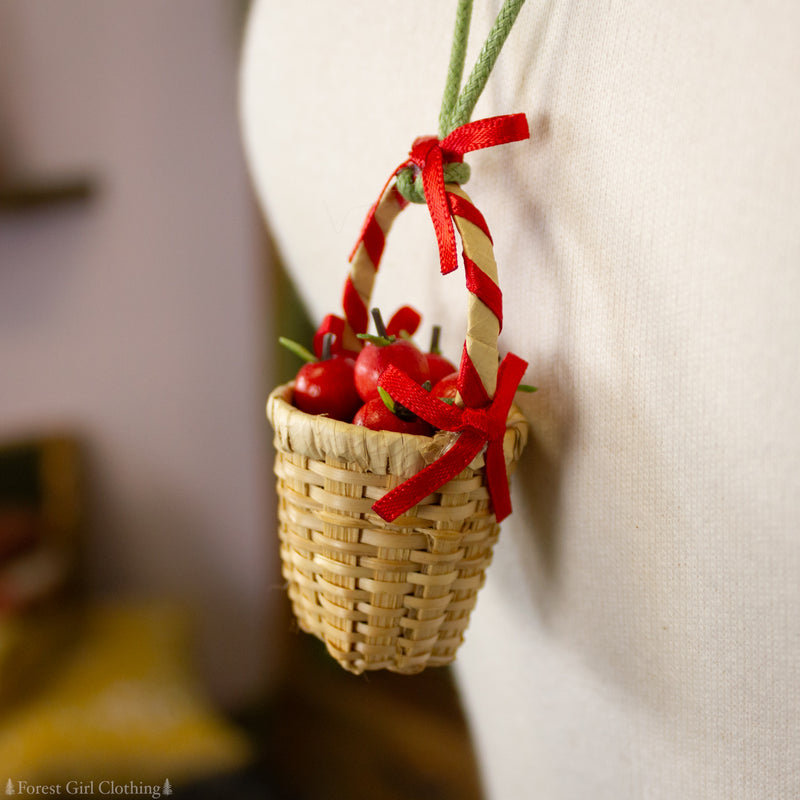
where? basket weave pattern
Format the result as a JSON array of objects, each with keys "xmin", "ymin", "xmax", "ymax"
[{"xmin": 268, "ymin": 384, "xmax": 527, "ymax": 674}]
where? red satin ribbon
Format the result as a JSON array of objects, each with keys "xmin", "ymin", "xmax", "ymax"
[
  {"xmin": 313, "ymin": 306, "xmax": 422, "ymax": 357},
  {"xmin": 371, "ymin": 352, "xmax": 528, "ymax": 523},
  {"xmin": 350, "ymin": 113, "xmax": 529, "ymax": 274},
  {"xmin": 312, "ymin": 314, "xmax": 356, "ymax": 358},
  {"xmin": 385, "ymin": 305, "xmax": 422, "ymax": 339}
]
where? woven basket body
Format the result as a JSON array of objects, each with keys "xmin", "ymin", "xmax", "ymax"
[{"xmin": 267, "ymin": 384, "xmax": 527, "ymax": 674}]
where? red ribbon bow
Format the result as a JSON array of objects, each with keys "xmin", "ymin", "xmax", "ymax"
[
  {"xmin": 371, "ymin": 352, "xmax": 528, "ymax": 523},
  {"xmin": 408, "ymin": 113, "xmax": 529, "ymax": 274},
  {"xmin": 350, "ymin": 113, "xmax": 530, "ymax": 274}
]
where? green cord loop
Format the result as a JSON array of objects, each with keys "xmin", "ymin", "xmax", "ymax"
[
  {"xmin": 439, "ymin": 0, "xmax": 474, "ymax": 138},
  {"xmin": 395, "ymin": 0, "xmax": 526, "ymax": 204},
  {"xmin": 441, "ymin": 0, "xmax": 527, "ymax": 136},
  {"xmin": 396, "ymin": 162, "xmax": 472, "ymax": 204}
]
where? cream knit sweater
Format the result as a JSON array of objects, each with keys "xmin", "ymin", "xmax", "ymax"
[{"xmin": 241, "ymin": 3, "xmax": 800, "ymax": 797}]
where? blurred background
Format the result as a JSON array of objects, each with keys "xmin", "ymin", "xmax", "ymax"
[{"xmin": 0, "ymin": 2, "xmax": 481, "ymax": 797}]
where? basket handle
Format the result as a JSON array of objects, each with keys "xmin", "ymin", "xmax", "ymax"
[{"xmin": 343, "ymin": 183, "xmax": 501, "ymax": 400}]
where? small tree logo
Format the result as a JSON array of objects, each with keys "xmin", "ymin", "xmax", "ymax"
[
  {"xmin": 162, "ymin": 779, "xmax": 172, "ymax": 796},
  {"xmin": 5, "ymin": 780, "xmax": 14, "ymax": 795}
]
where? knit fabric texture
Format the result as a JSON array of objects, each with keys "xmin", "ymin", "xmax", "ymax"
[{"xmin": 240, "ymin": 2, "xmax": 800, "ymax": 798}]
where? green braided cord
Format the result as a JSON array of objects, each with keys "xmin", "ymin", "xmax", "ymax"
[
  {"xmin": 443, "ymin": 0, "xmax": 527, "ymax": 135},
  {"xmin": 396, "ymin": 162, "xmax": 472, "ymax": 204},
  {"xmin": 396, "ymin": 0, "xmax": 526, "ymax": 204},
  {"xmin": 438, "ymin": 0, "xmax": 474, "ymax": 138}
]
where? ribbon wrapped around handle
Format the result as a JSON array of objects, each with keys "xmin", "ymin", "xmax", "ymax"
[
  {"xmin": 350, "ymin": 113, "xmax": 530, "ymax": 277},
  {"xmin": 407, "ymin": 113, "xmax": 529, "ymax": 275},
  {"xmin": 371, "ymin": 352, "xmax": 528, "ymax": 523}
]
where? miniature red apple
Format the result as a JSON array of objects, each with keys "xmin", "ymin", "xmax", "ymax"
[
  {"xmin": 354, "ymin": 309, "xmax": 430, "ymax": 403},
  {"xmin": 282, "ymin": 333, "xmax": 361, "ymax": 421},
  {"xmin": 426, "ymin": 325, "xmax": 457, "ymax": 385},
  {"xmin": 352, "ymin": 391, "xmax": 434, "ymax": 436},
  {"xmin": 431, "ymin": 371, "xmax": 459, "ymax": 403}
]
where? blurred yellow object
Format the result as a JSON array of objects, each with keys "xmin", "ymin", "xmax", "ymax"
[
  {"xmin": 0, "ymin": 601, "xmax": 252, "ymax": 784},
  {"xmin": 0, "ymin": 601, "xmax": 82, "ymax": 708},
  {"xmin": 0, "ymin": 435, "xmax": 86, "ymax": 703}
]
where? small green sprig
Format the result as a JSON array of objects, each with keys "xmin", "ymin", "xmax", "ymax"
[
  {"xmin": 378, "ymin": 386, "xmax": 418, "ymax": 421},
  {"xmin": 279, "ymin": 336, "xmax": 317, "ymax": 363}
]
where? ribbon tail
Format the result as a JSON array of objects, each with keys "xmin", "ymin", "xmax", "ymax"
[
  {"xmin": 494, "ymin": 352, "xmax": 529, "ymax": 408},
  {"xmin": 441, "ymin": 113, "xmax": 531, "ymax": 156},
  {"xmin": 386, "ymin": 305, "xmax": 422, "ymax": 338},
  {"xmin": 484, "ymin": 440, "xmax": 512, "ymax": 522},
  {"xmin": 421, "ymin": 150, "xmax": 459, "ymax": 275},
  {"xmin": 372, "ymin": 431, "xmax": 485, "ymax": 522},
  {"xmin": 313, "ymin": 314, "xmax": 346, "ymax": 357}
]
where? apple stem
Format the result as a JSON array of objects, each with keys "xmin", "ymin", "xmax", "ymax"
[
  {"xmin": 371, "ymin": 307, "xmax": 389, "ymax": 340},
  {"xmin": 517, "ymin": 384, "xmax": 538, "ymax": 393},
  {"xmin": 279, "ymin": 336, "xmax": 317, "ymax": 364},
  {"xmin": 321, "ymin": 332, "xmax": 333, "ymax": 361},
  {"xmin": 430, "ymin": 325, "xmax": 442, "ymax": 354}
]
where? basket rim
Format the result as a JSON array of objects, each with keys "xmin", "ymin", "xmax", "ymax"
[{"xmin": 266, "ymin": 382, "xmax": 527, "ymax": 478}]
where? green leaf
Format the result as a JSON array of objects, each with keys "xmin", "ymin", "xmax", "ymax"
[
  {"xmin": 378, "ymin": 386, "xmax": 396, "ymax": 413},
  {"xmin": 356, "ymin": 333, "xmax": 394, "ymax": 347},
  {"xmin": 278, "ymin": 336, "xmax": 317, "ymax": 363}
]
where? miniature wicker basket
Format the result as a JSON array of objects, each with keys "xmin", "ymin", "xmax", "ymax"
[{"xmin": 266, "ymin": 184, "xmax": 528, "ymax": 674}]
